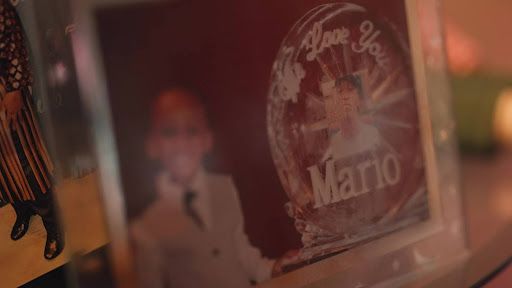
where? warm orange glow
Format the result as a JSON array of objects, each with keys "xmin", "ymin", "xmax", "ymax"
[
  {"xmin": 445, "ymin": 20, "xmax": 482, "ymax": 75},
  {"xmin": 494, "ymin": 89, "xmax": 512, "ymax": 148}
]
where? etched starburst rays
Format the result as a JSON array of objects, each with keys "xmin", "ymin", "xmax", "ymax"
[{"xmin": 304, "ymin": 41, "xmax": 414, "ymax": 157}]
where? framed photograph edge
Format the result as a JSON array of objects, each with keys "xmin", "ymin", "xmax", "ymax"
[{"xmin": 72, "ymin": 0, "xmax": 466, "ymax": 287}]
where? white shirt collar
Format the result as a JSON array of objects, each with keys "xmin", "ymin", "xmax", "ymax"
[
  {"xmin": 156, "ymin": 169, "xmax": 207, "ymax": 198},
  {"xmin": 155, "ymin": 168, "xmax": 212, "ymax": 229}
]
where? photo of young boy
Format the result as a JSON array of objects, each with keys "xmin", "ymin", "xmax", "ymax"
[{"xmin": 130, "ymin": 88, "xmax": 292, "ymax": 287}]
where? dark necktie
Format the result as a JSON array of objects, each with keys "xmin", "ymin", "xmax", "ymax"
[{"xmin": 183, "ymin": 190, "xmax": 204, "ymax": 229}]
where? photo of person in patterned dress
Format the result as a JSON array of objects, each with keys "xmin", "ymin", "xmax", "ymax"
[{"xmin": 0, "ymin": 0, "xmax": 64, "ymax": 260}]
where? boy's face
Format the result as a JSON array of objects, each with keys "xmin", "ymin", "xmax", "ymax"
[
  {"xmin": 337, "ymin": 80, "xmax": 360, "ymax": 138},
  {"xmin": 323, "ymin": 78, "xmax": 362, "ymax": 138},
  {"xmin": 148, "ymin": 105, "xmax": 212, "ymax": 186}
]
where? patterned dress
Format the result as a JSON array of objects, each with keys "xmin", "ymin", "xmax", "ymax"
[{"xmin": 0, "ymin": 0, "xmax": 54, "ymax": 203}]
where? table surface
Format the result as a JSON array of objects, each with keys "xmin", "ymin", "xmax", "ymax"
[{"xmin": 14, "ymin": 153, "xmax": 512, "ymax": 287}]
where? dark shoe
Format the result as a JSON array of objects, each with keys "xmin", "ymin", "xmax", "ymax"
[
  {"xmin": 37, "ymin": 194, "xmax": 65, "ymax": 260},
  {"xmin": 44, "ymin": 231, "xmax": 65, "ymax": 260},
  {"xmin": 10, "ymin": 211, "xmax": 33, "ymax": 241}
]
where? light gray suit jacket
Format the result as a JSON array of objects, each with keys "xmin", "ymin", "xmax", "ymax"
[{"xmin": 131, "ymin": 173, "xmax": 268, "ymax": 288}]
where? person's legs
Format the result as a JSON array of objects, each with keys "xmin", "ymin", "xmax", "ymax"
[
  {"xmin": 29, "ymin": 193, "xmax": 64, "ymax": 260},
  {"xmin": 10, "ymin": 130, "xmax": 64, "ymax": 260},
  {"xmin": 10, "ymin": 195, "xmax": 64, "ymax": 259}
]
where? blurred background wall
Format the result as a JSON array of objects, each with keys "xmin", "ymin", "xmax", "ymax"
[
  {"xmin": 441, "ymin": 1, "xmax": 512, "ymax": 287},
  {"xmin": 444, "ymin": 0, "xmax": 512, "ymax": 75},
  {"xmin": 437, "ymin": 0, "xmax": 512, "ymax": 152}
]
